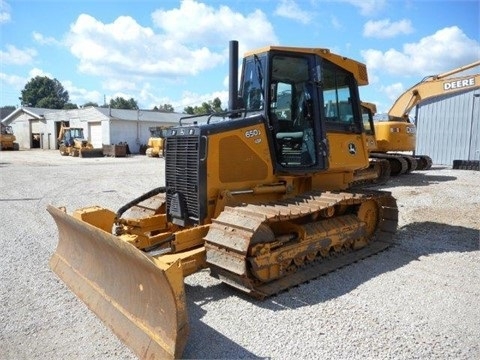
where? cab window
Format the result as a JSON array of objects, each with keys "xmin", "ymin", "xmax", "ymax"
[{"xmin": 322, "ymin": 62, "xmax": 360, "ymax": 132}]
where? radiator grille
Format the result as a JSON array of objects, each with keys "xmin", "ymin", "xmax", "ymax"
[{"xmin": 165, "ymin": 135, "xmax": 200, "ymax": 223}]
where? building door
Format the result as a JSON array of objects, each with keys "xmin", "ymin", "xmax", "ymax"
[
  {"xmin": 89, "ymin": 122, "xmax": 102, "ymax": 148},
  {"xmin": 30, "ymin": 120, "xmax": 42, "ymax": 148}
]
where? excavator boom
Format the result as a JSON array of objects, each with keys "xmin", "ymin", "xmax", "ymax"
[{"xmin": 388, "ymin": 60, "xmax": 480, "ymax": 120}]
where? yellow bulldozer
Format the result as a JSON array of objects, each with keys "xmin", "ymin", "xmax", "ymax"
[
  {"xmin": 0, "ymin": 122, "xmax": 19, "ymax": 150},
  {"xmin": 145, "ymin": 126, "xmax": 168, "ymax": 157},
  {"xmin": 48, "ymin": 41, "xmax": 398, "ymax": 359},
  {"xmin": 57, "ymin": 123, "xmax": 103, "ymax": 157},
  {"xmin": 370, "ymin": 60, "xmax": 480, "ymax": 175}
]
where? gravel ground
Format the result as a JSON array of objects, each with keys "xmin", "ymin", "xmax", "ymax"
[{"xmin": 1, "ymin": 149, "xmax": 479, "ymax": 360}]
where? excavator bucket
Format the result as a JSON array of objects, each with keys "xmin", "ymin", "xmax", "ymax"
[
  {"xmin": 47, "ymin": 205, "xmax": 189, "ymax": 359},
  {"xmin": 79, "ymin": 148, "xmax": 104, "ymax": 158}
]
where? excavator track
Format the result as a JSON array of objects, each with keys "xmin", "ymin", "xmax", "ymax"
[
  {"xmin": 370, "ymin": 153, "xmax": 409, "ymax": 176},
  {"xmin": 204, "ymin": 190, "xmax": 397, "ymax": 299},
  {"xmin": 369, "ymin": 158, "xmax": 392, "ymax": 184},
  {"xmin": 351, "ymin": 158, "xmax": 391, "ymax": 188},
  {"xmin": 415, "ymin": 155, "xmax": 433, "ymax": 170},
  {"xmin": 401, "ymin": 155, "xmax": 418, "ymax": 173}
]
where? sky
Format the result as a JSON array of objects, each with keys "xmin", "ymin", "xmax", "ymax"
[{"xmin": 1, "ymin": 0, "xmax": 479, "ymax": 113}]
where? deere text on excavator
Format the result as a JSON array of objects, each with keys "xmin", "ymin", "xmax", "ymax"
[{"xmin": 48, "ymin": 41, "xmax": 398, "ymax": 359}]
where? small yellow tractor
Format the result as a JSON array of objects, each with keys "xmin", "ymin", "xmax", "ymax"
[
  {"xmin": 145, "ymin": 126, "xmax": 168, "ymax": 157},
  {"xmin": 0, "ymin": 123, "xmax": 19, "ymax": 150},
  {"xmin": 57, "ymin": 123, "xmax": 103, "ymax": 157}
]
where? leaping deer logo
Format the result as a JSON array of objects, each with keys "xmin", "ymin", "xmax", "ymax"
[{"xmin": 348, "ymin": 143, "xmax": 356, "ymax": 155}]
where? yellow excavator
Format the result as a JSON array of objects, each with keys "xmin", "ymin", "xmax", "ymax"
[
  {"xmin": 371, "ymin": 60, "xmax": 480, "ymax": 175},
  {"xmin": 145, "ymin": 126, "xmax": 168, "ymax": 157},
  {"xmin": 47, "ymin": 41, "xmax": 398, "ymax": 359},
  {"xmin": 57, "ymin": 123, "xmax": 103, "ymax": 157}
]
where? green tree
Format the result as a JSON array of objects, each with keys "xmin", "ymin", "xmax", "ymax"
[
  {"xmin": 83, "ymin": 101, "xmax": 99, "ymax": 107},
  {"xmin": 63, "ymin": 103, "xmax": 78, "ymax": 109},
  {"xmin": 157, "ymin": 103, "xmax": 174, "ymax": 112},
  {"xmin": 0, "ymin": 105, "xmax": 16, "ymax": 119},
  {"xmin": 183, "ymin": 97, "xmax": 224, "ymax": 115},
  {"xmin": 20, "ymin": 76, "xmax": 69, "ymax": 109},
  {"xmin": 109, "ymin": 97, "xmax": 138, "ymax": 110},
  {"xmin": 183, "ymin": 105, "xmax": 194, "ymax": 115},
  {"xmin": 1, "ymin": 105, "xmax": 16, "ymax": 112}
]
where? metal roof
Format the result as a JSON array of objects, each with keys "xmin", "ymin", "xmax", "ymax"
[
  {"xmin": 1, "ymin": 107, "xmax": 63, "ymax": 125},
  {"xmin": 2, "ymin": 106, "xmax": 184, "ymax": 125},
  {"xmin": 95, "ymin": 107, "xmax": 182, "ymax": 123}
]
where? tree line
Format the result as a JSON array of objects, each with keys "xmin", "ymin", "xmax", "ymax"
[{"xmin": 2, "ymin": 75, "xmax": 224, "ymax": 115}]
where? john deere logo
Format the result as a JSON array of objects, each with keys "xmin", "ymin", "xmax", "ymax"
[{"xmin": 348, "ymin": 143, "xmax": 356, "ymax": 155}]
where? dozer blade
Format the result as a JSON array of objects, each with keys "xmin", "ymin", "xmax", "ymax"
[{"xmin": 47, "ymin": 205, "xmax": 188, "ymax": 359}]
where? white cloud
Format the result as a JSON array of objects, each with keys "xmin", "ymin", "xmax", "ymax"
[
  {"xmin": 0, "ymin": 68, "xmax": 55, "ymax": 106},
  {"xmin": 28, "ymin": 67, "xmax": 53, "ymax": 79},
  {"xmin": 381, "ymin": 82, "xmax": 405, "ymax": 103},
  {"xmin": 62, "ymin": 80, "xmax": 103, "ymax": 106},
  {"xmin": 331, "ymin": 15, "xmax": 342, "ymax": 30},
  {"xmin": 362, "ymin": 26, "xmax": 480, "ymax": 77},
  {"xmin": 340, "ymin": 0, "xmax": 386, "ymax": 16},
  {"xmin": 176, "ymin": 90, "xmax": 229, "ymax": 113},
  {"xmin": 62, "ymin": 1, "xmax": 278, "ymax": 109},
  {"xmin": 363, "ymin": 19, "xmax": 414, "ymax": 38},
  {"xmin": 151, "ymin": 0, "xmax": 277, "ymax": 51},
  {"xmin": 32, "ymin": 31, "xmax": 61, "ymax": 46},
  {"xmin": 66, "ymin": 1, "xmax": 277, "ymax": 80},
  {"xmin": 0, "ymin": 0, "xmax": 11, "ymax": 24},
  {"xmin": 66, "ymin": 14, "xmax": 173, "ymax": 77},
  {"xmin": 0, "ymin": 44, "xmax": 36, "ymax": 65},
  {"xmin": 274, "ymin": 0, "xmax": 312, "ymax": 24},
  {"xmin": 0, "ymin": 72, "xmax": 23, "ymax": 86},
  {"xmin": 102, "ymin": 79, "xmax": 137, "ymax": 92}
]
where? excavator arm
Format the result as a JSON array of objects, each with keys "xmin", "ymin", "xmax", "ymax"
[{"xmin": 388, "ymin": 60, "xmax": 480, "ymax": 121}]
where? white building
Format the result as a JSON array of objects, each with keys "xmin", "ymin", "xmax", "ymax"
[{"xmin": 2, "ymin": 106, "xmax": 183, "ymax": 153}]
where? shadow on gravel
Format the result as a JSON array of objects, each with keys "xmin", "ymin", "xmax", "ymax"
[
  {"xmin": 182, "ymin": 313, "xmax": 266, "ymax": 359},
  {"xmin": 182, "ymin": 221, "xmax": 478, "ymax": 358},
  {"xmin": 0, "ymin": 197, "xmax": 42, "ymax": 201},
  {"xmin": 257, "ymin": 221, "xmax": 478, "ymax": 310},
  {"xmin": 379, "ymin": 172, "xmax": 458, "ymax": 188}
]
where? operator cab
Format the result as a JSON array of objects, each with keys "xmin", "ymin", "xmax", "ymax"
[{"xmin": 240, "ymin": 48, "xmax": 364, "ymax": 173}]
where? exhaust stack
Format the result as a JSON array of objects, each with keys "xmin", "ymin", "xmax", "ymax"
[{"xmin": 228, "ymin": 40, "xmax": 239, "ymax": 112}]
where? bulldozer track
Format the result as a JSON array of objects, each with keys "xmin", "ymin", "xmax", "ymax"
[{"xmin": 205, "ymin": 190, "xmax": 398, "ymax": 299}]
